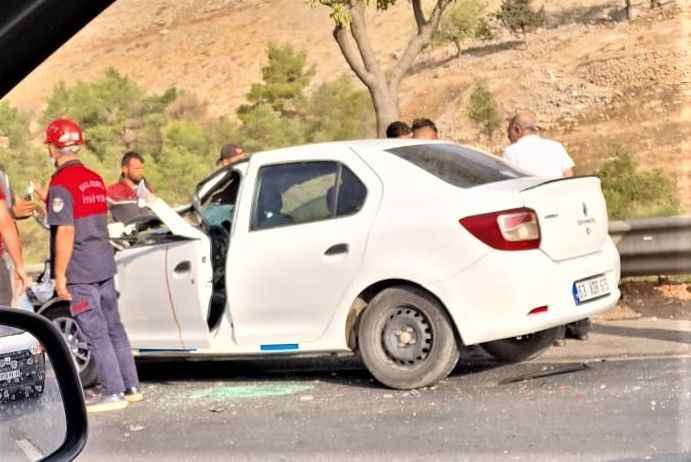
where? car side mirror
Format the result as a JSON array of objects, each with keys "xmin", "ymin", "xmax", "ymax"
[{"xmin": 0, "ymin": 308, "xmax": 88, "ymax": 461}]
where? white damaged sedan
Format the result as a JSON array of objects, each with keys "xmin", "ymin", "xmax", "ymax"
[{"xmin": 37, "ymin": 140, "xmax": 620, "ymax": 389}]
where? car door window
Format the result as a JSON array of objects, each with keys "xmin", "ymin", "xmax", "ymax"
[
  {"xmin": 202, "ymin": 171, "xmax": 241, "ymax": 230},
  {"xmin": 253, "ymin": 162, "xmax": 338, "ymax": 230},
  {"xmin": 335, "ymin": 165, "xmax": 367, "ymax": 216}
]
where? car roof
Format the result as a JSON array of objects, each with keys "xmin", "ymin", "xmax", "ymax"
[{"xmin": 246, "ymin": 138, "xmax": 473, "ymax": 164}]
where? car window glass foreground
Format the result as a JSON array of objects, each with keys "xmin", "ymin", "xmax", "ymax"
[
  {"xmin": 387, "ymin": 144, "xmax": 526, "ymax": 188},
  {"xmin": 253, "ymin": 161, "xmax": 367, "ymax": 230}
]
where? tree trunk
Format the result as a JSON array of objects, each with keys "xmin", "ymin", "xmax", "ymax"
[
  {"xmin": 328, "ymin": 0, "xmax": 452, "ymax": 138},
  {"xmin": 625, "ymin": 0, "xmax": 635, "ymax": 20},
  {"xmin": 369, "ymin": 84, "xmax": 399, "ymax": 138},
  {"xmin": 453, "ymin": 38, "xmax": 462, "ymax": 58}
]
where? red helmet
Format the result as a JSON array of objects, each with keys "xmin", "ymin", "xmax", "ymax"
[{"xmin": 44, "ymin": 118, "xmax": 84, "ymax": 148}]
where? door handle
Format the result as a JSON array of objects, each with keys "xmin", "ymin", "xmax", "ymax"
[
  {"xmin": 174, "ymin": 261, "xmax": 192, "ymax": 273},
  {"xmin": 324, "ymin": 243, "xmax": 349, "ymax": 256}
]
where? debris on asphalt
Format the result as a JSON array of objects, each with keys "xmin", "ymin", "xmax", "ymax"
[
  {"xmin": 405, "ymin": 390, "xmax": 421, "ymax": 398},
  {"xmin": 209, "ymin": 407, "xmax": 225, "ymax": 413},
  {"xmin": 498, "ymin": 363, "xmax": 590, "ymax": 385},
  {"xmin": 299, "ymin": 395, "xmax": 314, "ymax": 402},
  {"xmin": 189, "ymin": 384, "xmax": 314, "ymax": 400},
  {"xmin": 128, "ymin": 424, "xmax": 145, "ymax": 432}
]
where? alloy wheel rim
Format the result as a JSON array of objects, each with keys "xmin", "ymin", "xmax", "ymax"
[{"xmin": 53, "ymin": 316, "xmax": 91, "ymax": 372}]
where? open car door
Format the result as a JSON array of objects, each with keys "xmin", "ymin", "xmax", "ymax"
[
  {"xmin": 114, "ymin": 192, "xmax": 215, "ymax": 351},
  {"xmin": 117, "ymin": 166, "xmax": 242, "ymax": 351}
]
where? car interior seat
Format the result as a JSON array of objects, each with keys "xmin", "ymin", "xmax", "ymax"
[{"xmin": 258, "ymin": 188, "xmax": 293, "ymax": 228}]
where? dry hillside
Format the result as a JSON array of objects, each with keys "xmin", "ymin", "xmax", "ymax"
[{"xmin": 5, "ymin": 0, "xmax": 690, "ymax": 210}]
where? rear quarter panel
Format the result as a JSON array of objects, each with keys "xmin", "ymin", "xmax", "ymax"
[{"xmin": 319, "ymin": 147, "xmax": 522, "ymax": 347}]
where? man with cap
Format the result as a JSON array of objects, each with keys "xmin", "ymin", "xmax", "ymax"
[
  {"xmin": 217, "ymin": 144, "xmax": 245, "ymax": 168},
  {"xmin": 44, "ymin": 117, "xmax": 142, "ymax": 413}
]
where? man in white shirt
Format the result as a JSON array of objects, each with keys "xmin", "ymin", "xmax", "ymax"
[
  {"xmin": 502, "ymin": 112, "xmax": 590, "ymax": 343},
  {"xmin": 503, "ymin": 111, "xmax": 575, "ymax": 178}
]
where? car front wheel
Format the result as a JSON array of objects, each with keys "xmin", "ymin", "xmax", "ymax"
[
  {"xmin": 480, "ymin": 327, "xmax": 561, "ymax": 363},
  {"xmin": 357, "ymin": 286, "xmax": 460, "ymax": 390},
  {"xmin": 41, "ymin": 302, "xmax": 98, "ymax": 388}
]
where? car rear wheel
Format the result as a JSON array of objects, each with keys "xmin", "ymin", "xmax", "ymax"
[
  {"xmin": 41, "ymin": 302, "xmax": 98, "ymax": 388},
  {"xmin": 357, "ymin": 286, "xmax": 460, "ymax": 390},
  {"xmin": 480, "ymin": 327, "xmax": 561, "ymax": 363}
]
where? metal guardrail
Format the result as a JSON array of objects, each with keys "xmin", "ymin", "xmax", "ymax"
[{"xmin": 609, "ymin": 216, "xmax": 691, "ymax": 277}]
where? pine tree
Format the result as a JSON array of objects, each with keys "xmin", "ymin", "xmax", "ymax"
[
  {"xmin": 467, "ymin": 82, "xmax": 502, "ymax": 140},
  {"xmin": 496, "ymin": 0, "xmax": 545, "ymax": 35}
]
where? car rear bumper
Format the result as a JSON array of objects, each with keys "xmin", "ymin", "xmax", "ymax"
[{"xmin": 429, "ymin": 236, "xmax": 621, "ymax": 345}]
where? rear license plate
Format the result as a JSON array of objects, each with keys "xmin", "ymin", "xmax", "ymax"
[
  {"xmin": 573, "ymin": 274, "xmax": 610, "ymax": 305},
  {"xmin": 0, "ymin": 370, "xmax": 21, "ymax": 382}
]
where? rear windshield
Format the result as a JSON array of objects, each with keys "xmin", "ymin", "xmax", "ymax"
[{"xmin": 386, "ymin": 143, "xmax": 525, "ymax": 188}]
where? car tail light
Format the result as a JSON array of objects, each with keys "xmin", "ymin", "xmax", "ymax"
[{"xmin": 460, "ymin": 208, "xmax": 541, "ymax": 251}]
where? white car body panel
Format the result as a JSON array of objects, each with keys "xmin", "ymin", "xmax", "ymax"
[
  {"xmin": 110, "ymin": 139, "xmax": 619, "ymax": 359},
  {"xmin": 225, "ymin": 145, "xmax": 383, "ymax": 347}
]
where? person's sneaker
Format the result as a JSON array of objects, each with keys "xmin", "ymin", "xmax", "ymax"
[
  {"xmin": 86, "ymin": 393, "xmax": 129, "ymax": 413},
  {"xmin": 124, "ymin": 387, "xmax": 144, "ymax": 403}
]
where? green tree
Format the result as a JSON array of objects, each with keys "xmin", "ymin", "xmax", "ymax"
[
  {"xmin": 467, "ymin": 81, "xmax": 502, "ymax": 140},
  {"xmin": 42, "ymin": 68, "xmax": 178, "ymax": 165},
  {"xmin": 496, "ymin": 0, "xmax": 545, "ymax": 35},
  {"xmin": 236, "ymin": 44, "xmax": 315, "ymax": 151},
  {"xmin": 235, "ymin": 47, "xmax": 375, "ymax": 151},
  {"xmin": 240, "ymin": 44, "xmax": 315, "ymax": 118},
  {"xmin": 435, "ymin": 0, "xmax": 495, "ymax": 56},
  {"xmin": 0, "ymin": 101, "xmax": 51, "ymax": 192},
  {"xmin": 307, "ymin": 76, "xmax": 375, "ymax": 142},
  {"xmin": 312, "ymin": 0, "xmax": 455, "ymax": 137},
  {"xmin": 597, "ymin": 147, "xmax": 680, "ymax": 219},
  {"xmin": 144, "ymin": 121, "xmax": 215, "ymax": 204},
  {"xmin": 238, "ymin": 103, "xmax": 308, "ymax": 153}
]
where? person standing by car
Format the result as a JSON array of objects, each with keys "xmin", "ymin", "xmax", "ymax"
[
  {"xmin": 412, "ymin": 118, "xmax": 439, "ymax": 140},
  {"xmin": 386, "ymin": 121, "xmax": 413, "ymax": 138},
  {"xmin": 0, "ymin": 180, "xmax": 29, "ymax": 306},
  {"xmin": 0, "ymin": 166, "xmax": 34, "ymax": 306},
  {"xmin": 503, "ymin": 111, "xmax": 575, "ymax": 178},
  {"xmin": 107, "ymin": 151, "xmax": 153, "ymax": 223},
  {"xmin": 502, "ymin": 111, "xmax": 589, "ymax": 341},
  {"xmin": 44, "ymin": 118, "xmax": 142, "ymax": 412},
  {"xmin": 217, "ymin": 143, "xmax": 246, "ymax": 168}
]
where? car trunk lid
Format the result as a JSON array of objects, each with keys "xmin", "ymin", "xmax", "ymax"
[{"xmin": 520, "ymin": 176, "xmax": 609, "ymax": 261}]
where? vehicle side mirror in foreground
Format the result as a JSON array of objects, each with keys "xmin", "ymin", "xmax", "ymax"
[{"xmin": 0, "ymin": 308, "xmax": 87, "ymax": 461}]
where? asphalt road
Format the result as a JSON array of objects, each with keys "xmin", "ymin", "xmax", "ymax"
[{"xmin": 70, "ymin": 353, "xmax": 691, "ymax": 462}]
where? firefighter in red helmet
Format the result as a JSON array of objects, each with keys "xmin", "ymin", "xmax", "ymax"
[{"xmin": 44, "ymin": 118, "xmax": 142, "ymax": 413}]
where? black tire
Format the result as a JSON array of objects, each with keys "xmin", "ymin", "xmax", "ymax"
[
  {"xmin": 41, "ymin": 302, "xmax": 98, "ymax": 388},
  {"xmin": 481, "ymin": 327, "xmax": 561, "ymax": 363},
  {"xmin": 357, "ymin": 286, "xmax": 460, "ymax": 390}
]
